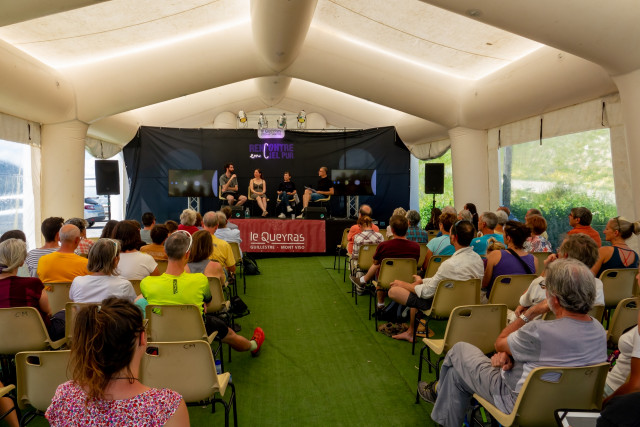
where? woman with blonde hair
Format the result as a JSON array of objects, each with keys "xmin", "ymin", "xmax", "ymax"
[
  {"xmin": 592, "ymin": 216, "xmax": 640, "ymax": 277},
  {"xmin": 46, "ymin": 297, "xmax": 189, "ymax": 425},
  {"xmin": 177, "ymin": 209, "xmax": 198, "ymax": 235}
]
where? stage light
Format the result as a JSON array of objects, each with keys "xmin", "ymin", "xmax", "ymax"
[
  {"xmin": 258, "ymin": 112, "xmax": 268, "ymax": 129},
  {"xmin": 297, "ymin": 110, "xmax": 306, "ymax": 129},
  {"xmin": 237, "ymin": 110, "xmax": 248, "ymax": 128},
  {"xmin": 277, "ymin": 113, "xmax": 287, "ymax": 129}
]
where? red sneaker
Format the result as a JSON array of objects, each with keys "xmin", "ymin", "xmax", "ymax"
[{"xmin": 251, "ymin": 327, "xmax": 265, "ymax": 356}]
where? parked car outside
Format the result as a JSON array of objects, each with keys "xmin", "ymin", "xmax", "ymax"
[{"xmin": 84, "ymin": 197, "xmax": 106, "ymax": 227}]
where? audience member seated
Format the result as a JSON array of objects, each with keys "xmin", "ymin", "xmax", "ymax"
[
  {"xmin": 195, "ymin": 212, "xmax": 203, "ymax": 229},
  {"xmin": 471, "ymin": 212, "xmax": 504, "ymax": 256},
  {"xmin": 523, "ymin": 214, "xmax": 553, "ymax": 253},
  {"xmin": 37, "ymin": 224, "xmax": 89, "ymax": 283},
  {"xmin": 45, "ymin": 298, "xmax": 189, "ymax": 426},
  {"xmin": 25, "ymin": 216, "xmax": 63, "ymax": 277},
  {"xmin": 351, "ymin": 216, "xmax": 384, "ymax": 284},
  {"xmin": 405, "ymin": 210, "xmax": 429, "ymax": 243},
  {"xmin": 70, "ymin": 239, "xmax": 136, "ymax": 304},
  {"xmin": 424, "ymin": 258, "xmax": 607, "ymax": 426},
  {"xmin": 498, "ymin": 205, "xmax": 518, "ymax": 221},
  {"xmin": 177, "ymin": 209, "xmax": 199, "ymax": 235},
  {"xmin": 424, "ymin": 207, "xmax": 442, "ymax": 231},
  {"xmin": 524, "ymin": 208, "xmax": 548, "ymax": 239},
  {"xmin": 214, "ymin": 211, "xmax": 242, "ymax": 257},
  {"xmin": 483, "ymin": 221, "xmax": 536, "ymax": 296},
  {"xmin": 65, "ymin": 218, "xmax": 93, "ymax": 256},
  {"xmin": 140, "ymin": 225, "xmax": 169, "ymax": 261},
  {"xmin": 592, "ymin": 216, "xmax": 640, "ymax": 277},
  {"xmin": 463, "ymin": 203, "xmax": 479, "ymax": 231},
  {"xmin": 140, "ymin": 212, "xmax": 155, "ymax": 244},
  {"xmin": 385, "ymin": 207, "xmax": 407, "ymax": 239},
  {"xmin": 141, "ymin": 232, "xmax": 264, "ymax": 356},
  {"xmin": 0, "ymin": 230, "xmax": 25, "ymax": 242},
  {"xmin": 422, "ymin": 212, "xmax": 457, "ymax": 271},
  {"xmin": 220, "ymin": 206, "xmax": 238, "ymax": 230},
  {"xmin": 186, "ymin": 230, "xmax": 226, "ymax": 284},
  {"xmin": 350, "ymin": 214, "xmax": 420, "ymax": 310},
  {"xmin": 494, "ymin": 209, "xmax": 508, "ymax": 234},
  {"xmin": 457, "ymin": 209, "xmax": 473, "ymax": 224},
  {"xmin": 164, "ymin": 220, "xmax": 179, "ymax": 234},
  {"xmin": 347, "ymin": 205, "xmax": 379, "ymax": 254},
  {"xmin": 388, "ymin": 220, "xmax": 483, "ymax": 342},
  {"xmin": 112, "ymin": 221, "xmax": 159, "ymax": 280},
  {"xmin": 0, "ymin": 238, "xmax": 65, "ymax": 340},
  {"xmin": 515, "ymin": 234, "xmax": 604, "ymax": 320},
  {"xmin": 0, "ymin": 378, "xmax": 18, "ymax": 427},
  {"xmin": 202, "ymin": 212, "xmax": 236, "ymax": 277},
  {"xmin": 603, "ymin": 323, "xmax": 639, "ymax": 400},
  {"xmin": 100, "ymin": 219, "xmax": 119, "ymax": 239},
  {"xmin": 567, "ymin": 206, "xmax": 602, "ymax": 247}
]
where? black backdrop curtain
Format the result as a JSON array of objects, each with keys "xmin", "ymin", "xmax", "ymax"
[{"xmin": 123, "ymin": 126, "xmax": 410, "ymax": 224}]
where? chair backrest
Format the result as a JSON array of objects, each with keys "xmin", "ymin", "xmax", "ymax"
[
  {"xmin": 339, "ymin": 228, "xmax": 349, "ymax": 250},
  {"xmin": 607, "ymin": 297, "xmax": 640, "ymax": 347},
  {"xmin": 424, "ymin": 255, "xmax": 451, "ymax": 278},
  {"xmin": 145, "ymin": 304, "xmax": 209, "ymax": 342},
  {"xmin": 600, "ymin": 269, "xmax": 638, "ymax": 308},
  {"xmin": 488, "ymin": 274, "xmax": 538, "ymax": 311},
  {"xmin": 15, "ymin": 350, "xmax": 71, "ymax": 411},
  {"xmin": 417, "ymin": 244, "xmax": 428, "ymax": 268},
  {"xmin": 43, "ymin": 282, "xmax": 72, "ymax": 313},
  {"xmin": 427, "ymin": 278, "xmax": 481, "ymax": 319},
  {"xmin": 0, "ymin": 307, "xmax": 54, "ymax": 354},
  {"xmin": 427, "ymin": 230, "xmax": 439, "ymax": 242},
  {"xmin": 228, "ymin": 242, "xmax": 242, "ymax": 264},
  {"xmin": 218, "ymin": 185, "xmax": 226, "ymax": 201},
  {"xmin": 543, "ymin": 304, "xmax": 605, "ymax": 322},
  {"xmin": 379, "ymin": 229, "xmax": 387, "ymax": 240},
  {"xmin": 64, "ymin": 302, "xmax": 96, "ymax": 343},
  {"xmin": 441, "ymin": 304, "xmax": 507, "ymax": 354},
  {"xmin": 357, "ymin": 244, "xmax": 378, "ymax": 272},
  {"xmin": 531, "ymin": 252, "xmax": 551, "ymax": 275},
  {"xmin": 128, "ymin": 279, "xmax": 142, "ymax": 295},
  {"xmin": 508, "ymin": 363, "xmax": 609, "ymax": 426},
  {"xmin": 376, "ymin": 258, "xmax": 417, "ymax": 289},
  {"xmin": 140, "ymin": 340, "xmax": 229, "ymax": 402},
  {"xmin": 156, "ymin": 260, "xmax": 168, "ymax": 274},
  {"xmin": 206, "ymin": 276, "xmax": 229, "ymax": 313}
]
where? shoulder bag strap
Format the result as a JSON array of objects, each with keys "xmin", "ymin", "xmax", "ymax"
[{"xmin": 506, "ymin": 248, "xmax": 534, "ymax": 275}]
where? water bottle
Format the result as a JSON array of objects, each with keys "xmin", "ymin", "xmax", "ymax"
[
  {"xmin": 245, "ymin": 208, "xmax": 250, "ymax": 218},
  {"xmin": 215, "ymin": 359, "xmax": 222, "ymax": 375}
]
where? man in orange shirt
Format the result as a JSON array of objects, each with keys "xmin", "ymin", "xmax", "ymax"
[
  {"xmin": 347, "ymin": 204, "xmax": 379, "ymax": 254},
  {"xmin": 37, "ymin": 224, "xmax": 89, "ymax": 283},
  {"xmin": 567, "ymin": 207, "xmax": 602, "ymax": 247}
]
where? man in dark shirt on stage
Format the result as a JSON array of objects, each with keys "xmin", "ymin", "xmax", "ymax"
[
  {"xmin": 219, "ymin": 162, "xmax": 247, "ymax": 206},
  {"xmin": 297, "ymin": 166, "xmax": 334, "ymax": 218},
  {"xmin": 277, "ymin": 171, "xmax": 298, "ymax": 218}
]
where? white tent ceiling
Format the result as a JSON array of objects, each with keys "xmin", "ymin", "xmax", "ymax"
[{"xmin": 0, "ymin": 0, "xmax": 636, "ymax": 149}]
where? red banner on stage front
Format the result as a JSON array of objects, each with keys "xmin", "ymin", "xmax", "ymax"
[{"xmin": 229, "ymin": 219, "xmax": 326, "ymax": 253}]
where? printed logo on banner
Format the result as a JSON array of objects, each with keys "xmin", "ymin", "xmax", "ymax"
[
  {"xmin": 249, "ymin": 143, "xmax": 294, "ymax": 160},
  {"xmin": 249, "ymin": 231, "xmax": 305, "ymax": 251}
]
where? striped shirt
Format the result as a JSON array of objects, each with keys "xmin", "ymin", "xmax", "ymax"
[{"xmin": 25, "ymin": 247, "xmax": 58, "ymax": 277}]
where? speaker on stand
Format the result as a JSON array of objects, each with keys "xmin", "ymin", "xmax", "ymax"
[
  {"xmin": 424, "ymin": 163, "xmax": 445, "ymax": 209},
  {"xmin": 95, "ymin": 160, "xmax": 120, "ymax": 221}
]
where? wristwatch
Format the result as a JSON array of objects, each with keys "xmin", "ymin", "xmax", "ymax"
[{"xmin": 519, "ymin": 313, "xmax": 530, "ymax": 323}]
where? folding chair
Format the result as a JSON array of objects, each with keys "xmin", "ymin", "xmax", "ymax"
[
  {"xmin": 141, "ymin": 340, "xmax": 237, "ymax": 427},
  {"xmin": 416, "ymin": 304, "xmax": 507, "ymax": 402},
  {"xmin": 334, "ymin": 228, "xmax": 349, "ymax": 271},
  {"xmin": 276, "ymin": 192, "xmax": 298, "ymax": 216},
  {"xmin": 352, "ymin": 243, "xmax": 378, "ymax": 305},
  {"xmin": 600, "ymin": 268, "xmax": 638, "ymax": 327},
  {"xmin": 531, "ymin": 252, "xmax": 552, "ymax": 275},
  {"xmin": 606, "ymin": 297, "xmax": 639, "ymax": 348},
  {"xmin": 16, "ymin": 350, "xmax": 71, "ymax": 426},
  {"xmin": 228, "ymin": 242, "xmax": 245, "ymax": 294},
  {"xmin": 128, "ymin": 279, "xmax": 142, "ymax": 295},
  {"xmin": 0, "ymin": 383, "xmax": 16, "ymax": 424},
  {"xmin": 417, "ymin": 244, "xmax": 428, "ymax": 272},
  {"xmin": 247, "ymin": 185, "xmax": 269, "ymax": 217},
  {"xmin": 488, "ymin": 274, "xmax": 538, "ymax": 311},
  {"xmin": 206, "ymin": 276, "xmax": 233, "ymax": 367},
  {"xmin": 372, "ymin": 258, "xmax": 417, "ymax": 329},
  {"xmin": 424, "ymin": 255, "xmax": 451, "ymax": 278},
  {"xmin": 472, "ymin": 363, "xmax": 609, "ymax": 426},
  {"xmin": 427, "ymin": 230, "xmax": 438, "ymax": 242},
  {"xmin": 156, "ymin": 259, "xmax": 168, "ymax": 274},
  {"xmin": 64, "ymin": 302, "xmax": 95, "ymax": 343},
  {"xmin": 43, "ymin": 282, "xmax": 72, "ymax": 313},
  {"xmin": 218, "ymin": 185, "xmax": 229, "ymax": 206},
  {"xmin": 411, "ymin": 278, "xmax": 481, "ymax": 355}
]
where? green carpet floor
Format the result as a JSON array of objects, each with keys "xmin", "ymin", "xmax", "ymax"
[{"xmin": 24, "ymin": 255, "xmax": 443, "ymax": 426}]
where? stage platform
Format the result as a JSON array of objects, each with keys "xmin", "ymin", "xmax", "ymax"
[{"xmin": 229, "ymin": 217, "xmax": 355, "ymax": 254}]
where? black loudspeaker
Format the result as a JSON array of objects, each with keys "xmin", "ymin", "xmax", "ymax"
[
  {"xmin": 304, "ymin": 207, "xmax": 327, "ymax": 219},
  {"xmin": 424, "ymin": 163, "xmax": 444, "ymax": 194},
  {"xmin": 95, "ymin": 160, "xmax": 120, "ymax": 195},
  {"xmin": 230, "ymin": 206, "xmax": 245, "ymax": 218}
]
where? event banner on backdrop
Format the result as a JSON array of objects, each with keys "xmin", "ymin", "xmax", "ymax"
[{"xmin": 229, "ymin": 219, "xmax": 326, "ymax": 253}]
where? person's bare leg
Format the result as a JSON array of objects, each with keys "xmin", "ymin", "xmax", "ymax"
[
  {"xmin": 302, "ymin": 189, "xmax": 312, "ymax": 208},
  {"xmin": 227, "ymin": 195, "xmax": 235, "ymax": 206},
  {"xmin": 258, "ymin": 197, "xmax": 267, "ymax": 213},
  {"xmin": 388, "ymin": 286, "xmax": 415, "ymax": 342},
  {"xmin": 361, "ymin": 263, "xmax": 379, "ymax": 283},
  {"xmin": 221, "ymin": 328, "xmax": 252, "ymax": 351},
  {"xmin": 0, "ymin": 388, "xmax": 18, "ymax": 427},
  {"xmin": 237, "ymin": 195, "xmax": 247, "ymax": 206}
]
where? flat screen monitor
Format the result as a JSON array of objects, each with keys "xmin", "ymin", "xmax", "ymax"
[
  {"xmin": 168, "ymin": 169, "xmax": 215, "ymax": 197},
  {"xmin": 331, "ymin": 169, "xmax": 376, "ymax": 196}
]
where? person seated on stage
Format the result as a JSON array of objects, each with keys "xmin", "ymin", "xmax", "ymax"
[
  {"xmin": 405, "ymin": 210, "xmax": 429, "ymax": 243},
  {"xmin": 164, "ymin": 220, "xmax": 179, "ymax": 234},
  {"xmin": 350, "ymin": 214, "xmax": 420, "ymax": 310},
  {"xmin": 140, "ymin": 212, "xmax": 155, "ymax": 244},
  {"xmin": 592, "ymin": 216, "xmax": 640, "ymax": 277},
  {"xmin": 221, "ymin": 206, "xmax": 239, "ymax": 230},
  {"xmin": 45, "ymin": 298, "xmax": 190, "ymax": 426},
  {"xmin": 470, "ymin": 212, "xmax": 504, "ymax": 256},
  {"xmin": 494, "ymin": 209, "xmax": 508, "ymax": 235},
  {"xmin": 297, "ymin": 166, "xmax": 334, "ymax": 218},
  {"xmin": 424, "ymin": 258, "xmax": 607, "ymax": 427},
  {"xmin": 177, "ymin": 209, "xmax": 199, "ymax": 235},
  {"xmin": 214, "ymin": 211, "xmax": 242, "ymax": 257},
  {"xmin": 65, "ymin": 218, "xmax": 94, "ymax": 257},
  {"xmin": 347, "ymin": 205, "xmax": 379, "ymax": 254},
  {"xmin": 249, "ymin": 168, "xmax": 268, "ymax": 217},
  {"xmin": 422, "ymin": 212, "xmax": 457, "ymax": 271},
  {"xmin": 140, "ymin": 225, "xmax": 169, "ymax": 261},
  {"xmin": 523, "ymin": 214, "xmax": 553, "ymax": 253},
  {"xmin": 277, "ymin": 171, "xmax": 298, "ymax": 219},
  {"xmin": 70, "ymin": 239, "xmax": 136, "ymax": 304},
  {"xmin": 202, "ymin": 212, "xmax": 236, "ymax": 277},
  {"xmin": 141, "ymin": 232, "xmax": 264, "ymax": 356},
  {"xmin": 388, "ymin": 220, "xmax": 483, "ymax": 342},
  {"xmin": 220, "ymin": 162, "xmax": 247, "ymax": 207},
  {"xmin": 0, "ymin": 238, "xmax": 65, "ymax": 341},
  {"xmin": 567, "ymin": 206, "xmax": 602, "ymax": 247},
  {"xmin": 186, "ymin": 230, "xmax": 226, "ymax": 285},
  {"xmin": 112, "ymin": 220, "xmax": 159, "ymax": 280},
  {"xmin": 25, "ymin": 216, "xmax": 64, "ymax": 277},
  {"xmin": 37, "ymin": 224, "xmax": 89, "ymax": 283}
]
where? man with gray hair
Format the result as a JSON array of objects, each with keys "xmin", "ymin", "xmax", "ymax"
[
  {"xmin": 405, "ymin": 210, "xmax": 429, "ymax": 243},
  {"xmin": 141, "ymin": 231, "xmax": 264, "ymax": 356},
  {"xmin": 214, "ymin": 211, "xmax": 242, "ymax": 257},
  {"xmin": 202, "ymin": 211, "xmax": 236, "ymax": 275},
  {"xmin": 37, "ymin": 224, "xmax": 89, "ymax": 283},
  {"xmin": 470, "ymin": 212, "xmax": 504, "ymax": 256},
  {"xmin": 65, "ymin": 217, "xmax": 93, "ymax": 256},
  {"xmin": 424, "ymin": 258, "xmax": 607, "ymax": 426},
  {"xmin": 494, "ymin": 209, "xmax": 508, "ymax": 234}
]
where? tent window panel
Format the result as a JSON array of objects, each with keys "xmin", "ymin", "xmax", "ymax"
[{"xmin": 0, "ymin": 139, "xmax": 30, "ymax": 241}]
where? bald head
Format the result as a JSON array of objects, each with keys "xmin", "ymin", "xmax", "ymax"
[
  {"xmin": 59, "ymin": 224, "xmax": 81, "ymax": 252},
  {"xmin": 359, "ymin": 204, "xmax": 372, "ymax": 217}
]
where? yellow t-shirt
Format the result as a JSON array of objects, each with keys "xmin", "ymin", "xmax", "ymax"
[
  {"xmin": 140, "ymin": 243, "xmax": 168, "ymax": 260},
  {"xmin": 37, "ymin": 252, "xmax": 89, "ymax": 283},
  {"xmin": 210, "ymin": 235, "xmax": 236, "ymax": 269},
  {"xmin": 141, "ymin": 272, "xmax": 211, "ymax": 315}
]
